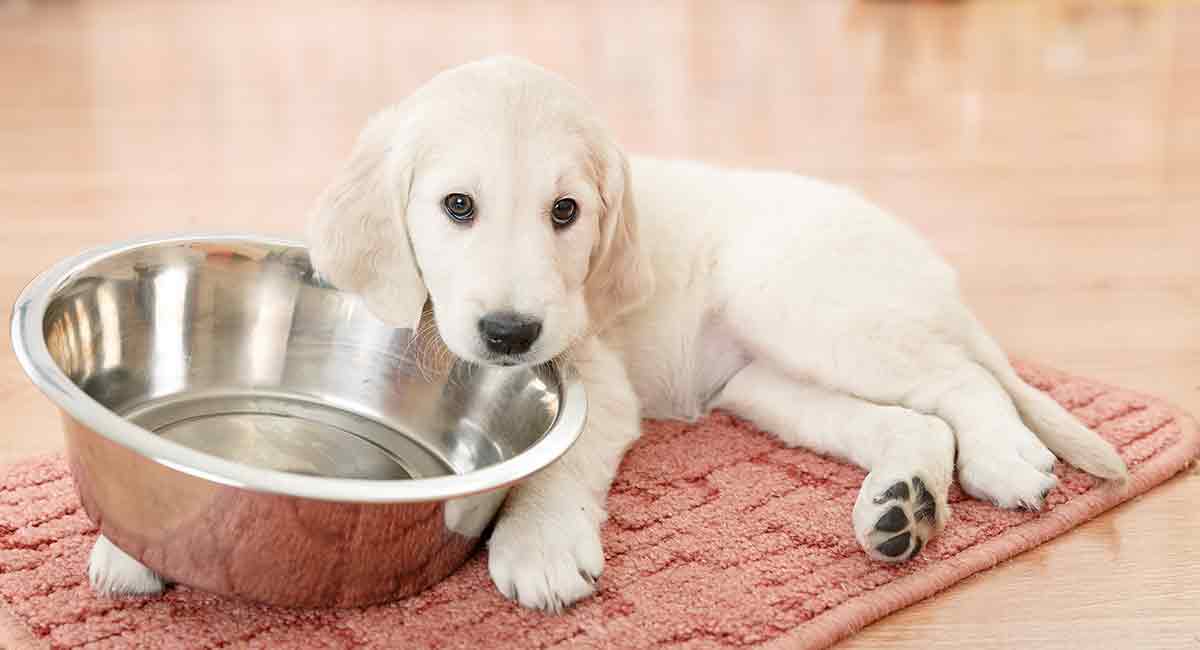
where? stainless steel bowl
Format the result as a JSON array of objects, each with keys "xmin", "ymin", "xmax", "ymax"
[{"xmin": 10, "ymin": 234, "xmax": 586, "ymax": 607}]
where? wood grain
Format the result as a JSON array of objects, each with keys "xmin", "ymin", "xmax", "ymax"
[{"xmin": 0, "ymin": 1, "xmax": 1196, "ymax": 647}]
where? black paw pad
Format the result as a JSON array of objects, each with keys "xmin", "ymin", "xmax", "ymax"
[
  {"xmin": 913, "ymin": 477, "xmax": 933, "ymax": 506},
  {"xmin": 864, "ymin": 475, "xmax": 939, "ymax": 562},
  {"xmin": 912, "ymin": 477, "xmax": 938, "ymax": 523},
  {"xmin": 874, "ymin": 506, "xmax": 908, "ymax": 533},
  {"xmin": 873, "ymin": 481, "xmax": 910, "ymax": 504},
  {"xmin": 876, "ymin": 532, "xmax": 912, "ymax": 558}
]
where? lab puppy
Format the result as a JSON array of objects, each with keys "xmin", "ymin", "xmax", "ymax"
[{"xmin": 88, "ymin": 56, "xmax": 1126, "ymax": 612}]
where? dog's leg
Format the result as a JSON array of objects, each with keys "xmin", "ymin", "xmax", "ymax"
[
  {"xmin": 716, "ymin": 191, "xmax": 1124, "ymax": 508},
  {"xmin": 728, "ymin": 304, "xmax": 1062, "ymax": 510},
  {"xmin": 487, "ymin": 337, "xmax": 640, "ymax": 612},
  {"xmin": 88, "ymin": 534, "xmax": 166, "ymax": 597},
  {"xmin": 714, "ymin": 362, "xmax": 953, "ymax": 561},
  {"xmin": 890, "ymin": 358, "xmax": 1063, "ymax": 510}
]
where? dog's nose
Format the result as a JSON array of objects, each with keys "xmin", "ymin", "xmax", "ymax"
[{"xmin": 478, "ymin": 312, "xmax": 542, "ymax": 356}]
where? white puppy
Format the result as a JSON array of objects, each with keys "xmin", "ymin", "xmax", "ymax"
[{"xmin": 89, "ymin": 57, "xmax": 1127, "ymax": 612}]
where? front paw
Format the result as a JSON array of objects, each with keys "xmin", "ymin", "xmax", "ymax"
[
  {"xmin": 487, "ymin": 500, "xmax": 604, "ymax": 613},
  {"xmin": 88, "ymin": 534, "xmax": 166, "ymax": 597}
]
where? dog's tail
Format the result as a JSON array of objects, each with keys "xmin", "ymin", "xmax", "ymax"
[{"xmin": 965, "ymin": 314, "xmax": 1129, "ymax": 483}]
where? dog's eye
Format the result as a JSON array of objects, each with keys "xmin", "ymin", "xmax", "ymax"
[
  {"xmin": 550, "ymin": 198, "xmax": 578, "ymax": 229},
  {"xmin": 443, "ymin": 193, "xmax": 475, "ymax": 222}
]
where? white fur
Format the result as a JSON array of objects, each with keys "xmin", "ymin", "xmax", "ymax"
[
  {"xmin": 89, "ymin": 56, "xmax": 1128, "ymax": 610},
  {"xmin": 88, "ymin": 534, "xmax": 165, "ymax": 597}
]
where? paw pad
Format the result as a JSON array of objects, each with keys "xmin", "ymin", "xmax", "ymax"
[
  {"xmin": 860, "ymin": 475, "xmax": 941, "ymax": 562},
  {"xmin": 874, "ymin": 506, "xmax": 907, "ymax": 533},
  {"xmin": 876, "ymin": 531, "xmax": 911, "ymax": 558}
]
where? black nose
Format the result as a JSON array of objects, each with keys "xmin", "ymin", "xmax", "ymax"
[{"xmin": 478, "ymin": 312, "xmax": 542, "ymax": 356}]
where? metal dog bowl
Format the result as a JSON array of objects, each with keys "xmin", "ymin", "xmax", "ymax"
[{"xmin": 10, "ymin": 234, "xmax": 586, "ymax": 607}]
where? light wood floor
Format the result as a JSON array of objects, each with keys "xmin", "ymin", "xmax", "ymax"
[{"xmin": 1, "ymin": 1, "xmax": 1197, "ymax": 647}]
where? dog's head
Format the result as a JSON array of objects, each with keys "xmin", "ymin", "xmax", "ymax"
[{"xmin": 309, "ymin": 56, "xmax": 651, "ymax": 367}]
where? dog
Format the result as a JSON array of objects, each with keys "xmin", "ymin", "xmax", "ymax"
[{"xmin": 87, "ymin": 56, "xmax": 1127, "ymax": 612}]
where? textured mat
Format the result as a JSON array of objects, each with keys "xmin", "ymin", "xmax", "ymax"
[{"xmin": 0, "ymin": 362, "xmax": 1197, "ymax": 650}]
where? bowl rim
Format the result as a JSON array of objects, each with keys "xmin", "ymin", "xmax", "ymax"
[{"xmin": 10, "ymin": 232, "xmax": 587, "ymax": 503}]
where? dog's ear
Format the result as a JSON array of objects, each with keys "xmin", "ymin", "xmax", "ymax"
[
  {"xmin": 586, "ymin": 142, "xmax": 654, "ymax": 332},
  {"xmin": 307, "ymin": 107, "xmax": 427, "ymax": 332}
]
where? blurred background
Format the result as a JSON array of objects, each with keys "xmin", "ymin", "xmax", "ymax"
[{"xmin": 0, "ymin": 1, "xmax": 1197, "ymax": 647}]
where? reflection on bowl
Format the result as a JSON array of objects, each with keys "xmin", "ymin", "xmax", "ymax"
[{"xmin": 11, "ymin": 234, "xmax": 586, "ymax": 607}]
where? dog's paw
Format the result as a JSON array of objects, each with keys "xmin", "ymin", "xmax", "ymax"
[
  {"xmin": 487, "ymin": 503, "xmax": 604, "ymax": 613},
  {"xmin": 1018, "ymin": 437, "xmax": 1059, "ymax": 475},
  {"xmin": 853, "ymin": 472, "xmax": 946, "ymax": 562},
  {"xmin": 88, "ymin": 534, "xmax": 166, "ymax": 597},
  {"xmin": 958, "ymin": 451, "xmax": 1058, "ymax": 511}
]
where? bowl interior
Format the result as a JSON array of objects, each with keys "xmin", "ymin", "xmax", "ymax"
[{"xmin": 39, "ymin": 239, "xmax": 562, "ymax": 481}]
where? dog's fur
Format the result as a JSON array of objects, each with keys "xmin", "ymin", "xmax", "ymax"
[{"xmin": 89, "ymin": 57, "xmax": 1128, "ymax": 612}]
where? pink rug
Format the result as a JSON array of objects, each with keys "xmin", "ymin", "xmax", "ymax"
[{"xmin": 1, "ymin": 362, "xmax": 1197, "ymax": 649}]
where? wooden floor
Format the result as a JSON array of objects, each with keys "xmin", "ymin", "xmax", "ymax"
[{"xmin": 1, "ymin": 0, "xmax": 1197, "ymax": 647}]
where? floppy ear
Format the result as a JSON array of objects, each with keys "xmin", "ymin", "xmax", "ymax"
[
  {"xmin": 586, "ymin": 143, "xmax": 654, "ymax": 333},
  {"xmin": 307, "ymin": 108, "xmax": 427, "ymax": 332}
]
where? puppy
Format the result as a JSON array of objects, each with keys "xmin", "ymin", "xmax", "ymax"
[{"xmin": 88, "ymin": 56, "xmax": 1127, "ymax": 612}]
